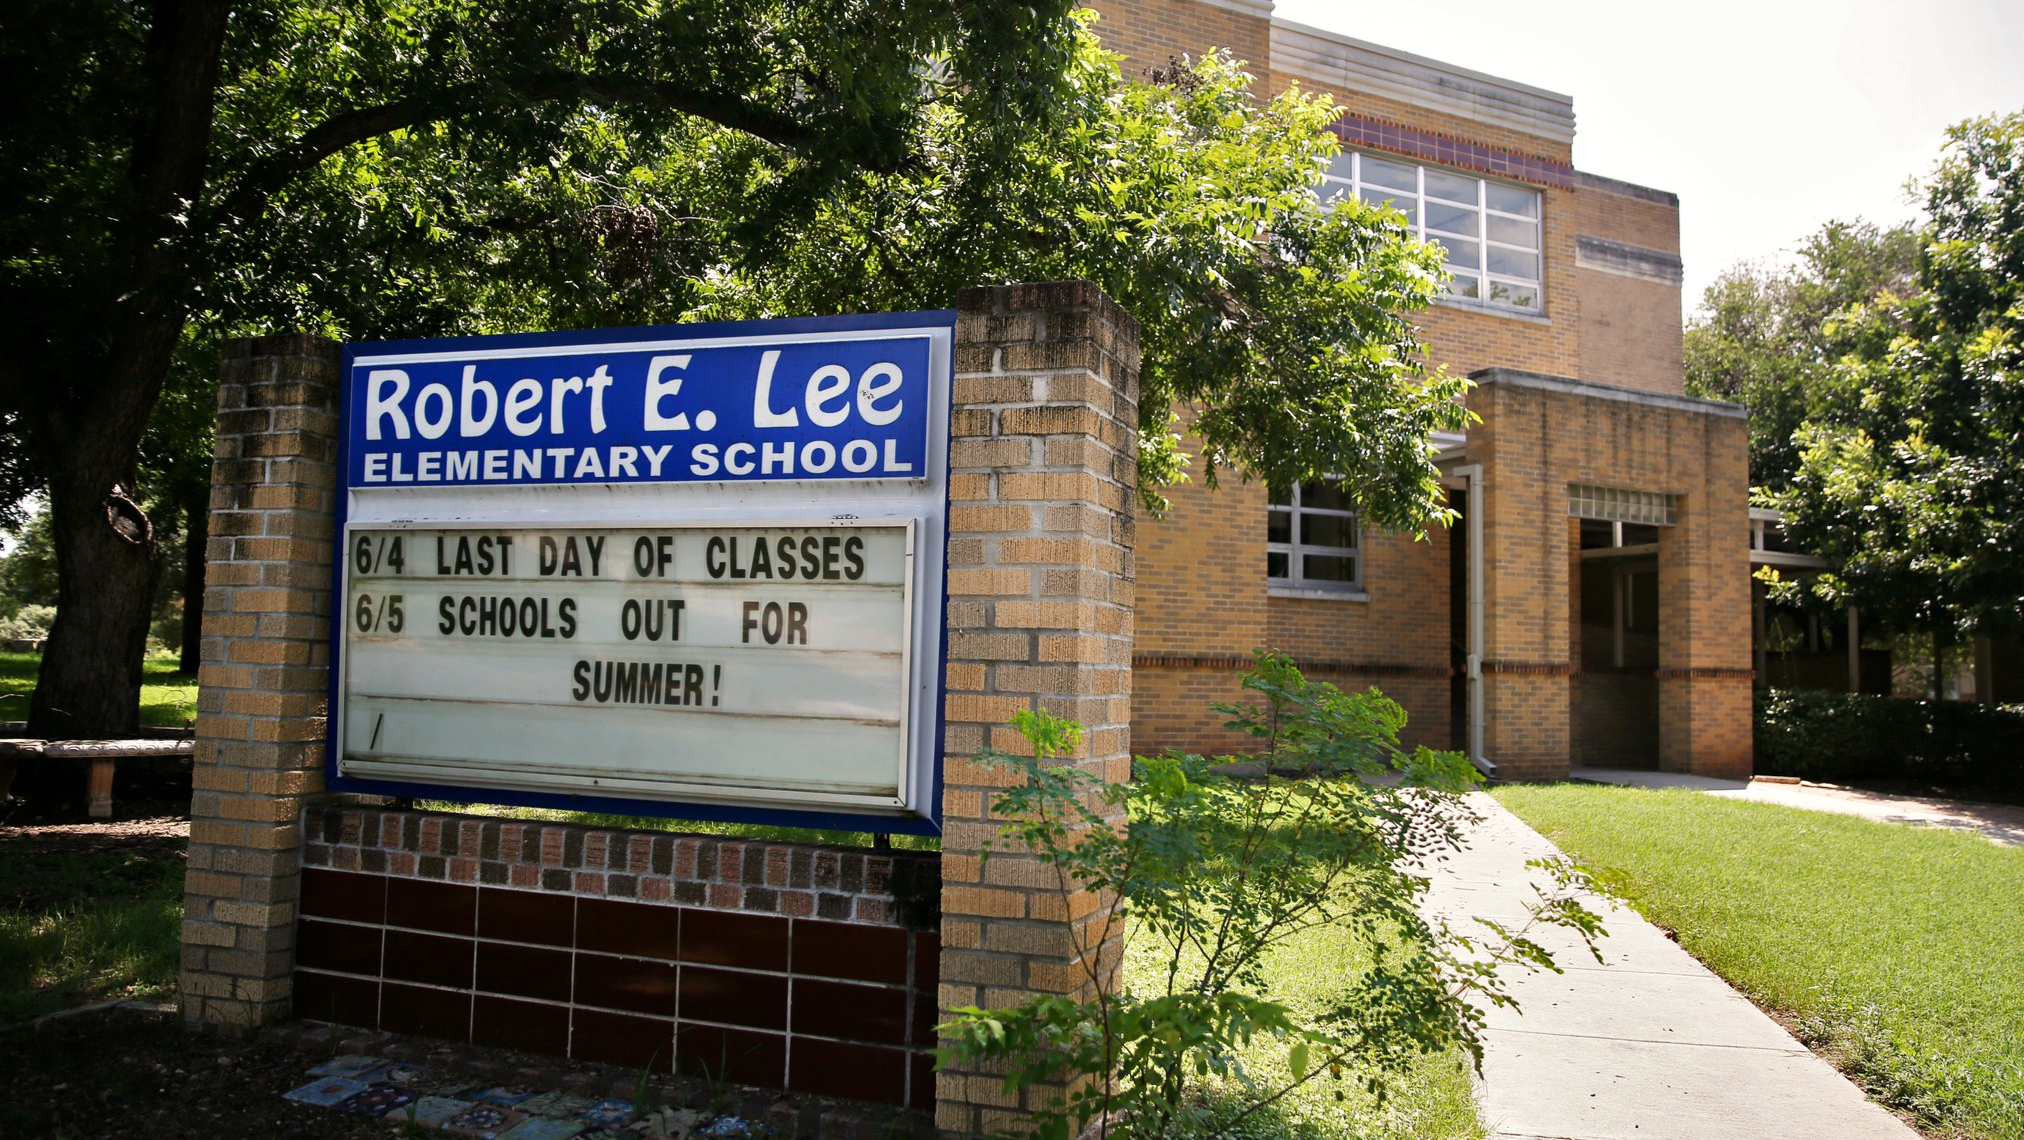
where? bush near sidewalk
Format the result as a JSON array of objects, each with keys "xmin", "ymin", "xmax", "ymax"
[
  {"xmin": 942, "ymin": 653, "xmax": 1602, "ymax": 1140},
  {"xmin": 1755, "ymin": 689, "xmax": 2024, "ymax": 798},
  {"xmin": 1496, "ymin": 783, "xmax": 2024, "ymax": 1140}
]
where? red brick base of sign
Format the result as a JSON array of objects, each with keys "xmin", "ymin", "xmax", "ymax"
[{"xmin": 295, "ymin": 806, "xmax": 940, "ymax": 1110}]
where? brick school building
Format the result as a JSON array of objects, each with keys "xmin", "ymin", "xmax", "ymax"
[{"xmin": 1091, "ymin": 0, "xmax": 1754, "ymax": 780}]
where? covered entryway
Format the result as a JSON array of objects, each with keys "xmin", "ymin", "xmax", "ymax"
[{"xmin": 1446, "ymin": 369, "xmax": 1754, "ymax": 781}]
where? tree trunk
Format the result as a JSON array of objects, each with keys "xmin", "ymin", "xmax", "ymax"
[
  {"xmin": 16, "ymin": 0, "xmax": 230, "ymax": 740},
  {"xmin": 28, "ymin": 469, "xmax": 160, "ymax": 739},
  {"xmin": 179, "ymin": 480, "xmax": 209, "ymax": 674}
]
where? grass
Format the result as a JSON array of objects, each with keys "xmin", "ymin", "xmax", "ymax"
[
  {"xmin": 1493, "ymin": 783, "xmax": 2024, "ymax": 1140},
  {"xmin": 0, "ymin": 844, "xmax": 186, "ymax": 1025},
  {"xmin": 137, "ymin": 652, "xmax": 200, "ymax": 728},
  {"xmin": 1116, "ymin": 914, "xmax": 1485, "ymax": 1140},
  {"xmin": 0, "ymin": 648, "xmax": 199, "ymax": 730}
]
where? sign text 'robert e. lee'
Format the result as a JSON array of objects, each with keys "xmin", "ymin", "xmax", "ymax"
[
  {"xmin": 347, "ymin": 332, "xmax": 932, "ymax": 486},
  {"xmin": 339, "ymin": 523, "xmax": 917, "ymax": 805}
]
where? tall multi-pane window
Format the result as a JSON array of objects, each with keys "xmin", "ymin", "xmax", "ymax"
[
  {"xmin": 1322, "ymin": 152, "xmax": 1543, "ymax": 313},
  {"xmin": 1267, "ymin": 481, "xmax": 1361, "ymax": 592}
]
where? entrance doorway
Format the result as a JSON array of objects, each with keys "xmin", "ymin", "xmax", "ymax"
[{"xmin": 1574, "ymin": 519, "xmax": 1661, "ymax": 768}]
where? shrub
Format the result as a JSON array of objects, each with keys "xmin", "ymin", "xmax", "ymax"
[
  {"xmin": 1755, "ymin": 689, "xmax": 2024, "ymax": 794},
  {"xmin": 0, "ymin": 604, "xmax": 54, "ymax": 642},
  {"xmin": 939, "ymin": 651, "xmax": 1602, "ymax": 1139}
]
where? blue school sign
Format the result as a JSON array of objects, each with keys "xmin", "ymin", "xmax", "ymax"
[
  {"xmin": 329, "ymin": 312, "xmax": 955, "ymax": 834},
  {"xmin": 347, "ymin": 318, "xmax": 936, "ymax": 487}
]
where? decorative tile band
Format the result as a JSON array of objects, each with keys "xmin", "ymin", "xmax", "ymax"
[
  {"xmin": 302, "ymin": 806, "xmax": 940, "ymax": 931},
  {"xmin": 1481, "ymin": 660, "xmax": 1576, "ymax": 676},
  {"xmin": 1134, "ymin": 652, "xmax": 1449, "ymax": 678},
  {"xmin": 1655, "ymin": 667, "xmax": 1756, "ymax": 681},
  {"xmin": 1332, "ymin": 115, "xmax": 1579, "ymax": 189}
]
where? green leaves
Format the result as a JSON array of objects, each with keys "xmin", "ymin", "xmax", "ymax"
[
  {"xmin": 682, "ymin": 33, "xmax": 1464, "ymax": 530},
  {"xmin": 1763, "ymin": 110, "xmax": 2024, "ymax": 642},
  {"xmin": 946, "ymin": 654, "xmax": 1602, "ymax": 1138},
  {"xmin": 1684, "ymin": 219, "xmax": 1919, "ymax": 489}
]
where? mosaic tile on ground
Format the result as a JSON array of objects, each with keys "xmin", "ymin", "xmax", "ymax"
[{"xmin": 282, "ymin": 1058, "xmax": 777, "ymax": 1139}]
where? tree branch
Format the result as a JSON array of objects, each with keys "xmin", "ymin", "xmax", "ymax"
[{"xmin": 208, "ymin": 72, "xmax": 815, "ymax": 230}]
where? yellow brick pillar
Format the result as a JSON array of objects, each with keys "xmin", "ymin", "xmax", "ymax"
[
  {"xmin": 181, "ymin": 334, "xmax": 348, "ymax": 1029},
  {"xmin": 1469, "ymin": 381, "xmax": 1575, "ymax": 780},
  {"xmin": 936, "ymin": 282, "xmax": 1140, "ymax": 1137},
  {"xmin": 1656, "ymin": 412, "xmax": 1754, "ymax": 778}
]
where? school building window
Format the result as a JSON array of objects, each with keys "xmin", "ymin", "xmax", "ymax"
[
  {"xmin": 1322, "ymin": 151, "xmax": 1543, "ymax": 313},
  {"xmin": 1267, "ymin": 480, "xmax": 1362, "ymax": 591}
]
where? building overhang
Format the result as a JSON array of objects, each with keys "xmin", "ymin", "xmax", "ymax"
[
  {"xmin": 1469, "ymin": 368, "xmax": 1748, "ymax": 419},
  {"xmin": 1270, "ymin": 19, "xmax": 1576, "ymax": 145}
]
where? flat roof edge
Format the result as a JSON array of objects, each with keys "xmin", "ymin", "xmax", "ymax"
[
  {"xmin": 1270, "ymin": 18, "xmax": 1574, "ymax": 105},
  {"xmin": 1575, "ymin": 170, "xmax": 1680, "ymax": 205},
  {"xmin": 1270, "ymin": 19, "xmax": 1576, "ymax": 145},
  {"xmin": 1470, "ymin": 368, "xmax": 1747, "ymax": 419}
]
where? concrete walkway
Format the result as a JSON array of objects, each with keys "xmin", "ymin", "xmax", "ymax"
[
  {"xmin": 1423, "ymin": 794, "xmax": 1918, "ymax": 1140},
  {"xmin": 1572, "ymin": 767, "xmax": 2024, "ymax": 846}
]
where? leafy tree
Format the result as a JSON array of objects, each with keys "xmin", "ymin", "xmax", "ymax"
[
  {"xmin": 1684, "ymin": 219, "xmax": 1918, "ymax": 488},
  {"xmin": 0, "ymin": 0, "xmax": 1080, "ymax": 738},
  {"xmin": 0, "ymin": 507, "xmax": 60, "ymax": 619},
  {"xmin": 1767, "ymin": 110, "xmax": 2024, "ymax": 651},
  {"xmin": 682, "ymin": 40, "xmax": 1468, "ymax": 518},
  {"xmin": 2, "ymin": 4, "xmax": 1462, "ymax": 739}
]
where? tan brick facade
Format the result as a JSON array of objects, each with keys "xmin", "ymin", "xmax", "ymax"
[
  {"xmin": 1094, "ymin": 1, "xmax": 1751, "ymax": 780},
  {"xmin": 936, "ymin": 282, "xmax": 1140, "ymax": 1137},
  {"xmin": 1090, "ymin": 0, "xmax": 1272, "ymax": 87},
  {"xmin": 1467, "ymin": 373, "xmax": 1750, "ymax": 777},
  {"xmin": 183, "ymin": 334, "xmax": 350, "ymax": 1029}
]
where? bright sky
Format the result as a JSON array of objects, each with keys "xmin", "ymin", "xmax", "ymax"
[{"xmin": 1273, "ymin": 0, "xmax": 2024, "ymax": 317}]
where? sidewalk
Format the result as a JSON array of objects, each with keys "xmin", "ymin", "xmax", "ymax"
[
  {"xmin": 1423, "ymin": 793, "xmax": 1918, "ymax": 1140},
  {"xmin": 1572, "ymin": 767, "xmax": 2024, "ymax": 846}
]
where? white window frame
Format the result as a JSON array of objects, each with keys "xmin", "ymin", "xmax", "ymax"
[
  {"xmin": 1321, "ymin": 151, "xmax": 1543, "ymax": 314},
  {"xmin": 1267, "ymin": 482, "xmax": 1363, "ymax": 595}
]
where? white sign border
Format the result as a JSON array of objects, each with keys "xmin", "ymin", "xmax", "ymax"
[{"xmin": 334, "ymin": 516, "xmax": 920, "ymax": 811}]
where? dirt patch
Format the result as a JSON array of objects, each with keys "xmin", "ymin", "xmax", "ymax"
[
  {"xmin": 1, "ymin": 1006, "xmax": 388, "ymax": 1140},
  {"xmin": 0, "ymin": 809, "xmax": 189, "ymax": 851}
]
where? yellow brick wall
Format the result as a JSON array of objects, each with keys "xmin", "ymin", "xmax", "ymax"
[
  {"xmin": 1573, "ymin": 178, "xmax": 1685, "ymax": 394},
  {"xmin": 1469, "ymin": 377, "xmax": 1751, "ymax": 775},
  {"xmin": 1300, "ymin": 87, "xmax": 1573, "ymax": 165},
  {"xmin": 1575, "ymin": 180, "xmax": 1681, "ymax": 252},
  {"xmin": 1577, "ymin": 271, "xmax": 1684, "ymax": 394},
  {"xmin": 1133, "ymin": 461, "xmax": 1268, "ymax": 657},
  {"xmin": 1092, "ymin": 0, "xmax": 1733, "ymax": 778},
  {"xmin": 1132, "ymin": 461, "xmax": 1457, "ymax": 757},
  {"xmin": 1084, "ymin": 0, "xmax": 1272, "ymax": 86}
]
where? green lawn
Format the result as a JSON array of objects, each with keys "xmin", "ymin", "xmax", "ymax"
[
  {"xmin": 0, "ymin": 649, "xmax": 198, "ymax": 730},
  {"xmin": 0, "ymin": 844, "xmax": 186, "ymax": 1025},
  {"xmin": 1494, "ymin": 783, "xmax": 2024, "ymax": 1140},
  {"xmin": 0, "ymin": 649, "xmax": 29, "ymax": 724},
  {"xmin": 1115, "ymin": 915, "xmax": 1485, "ymax": 1140}
]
